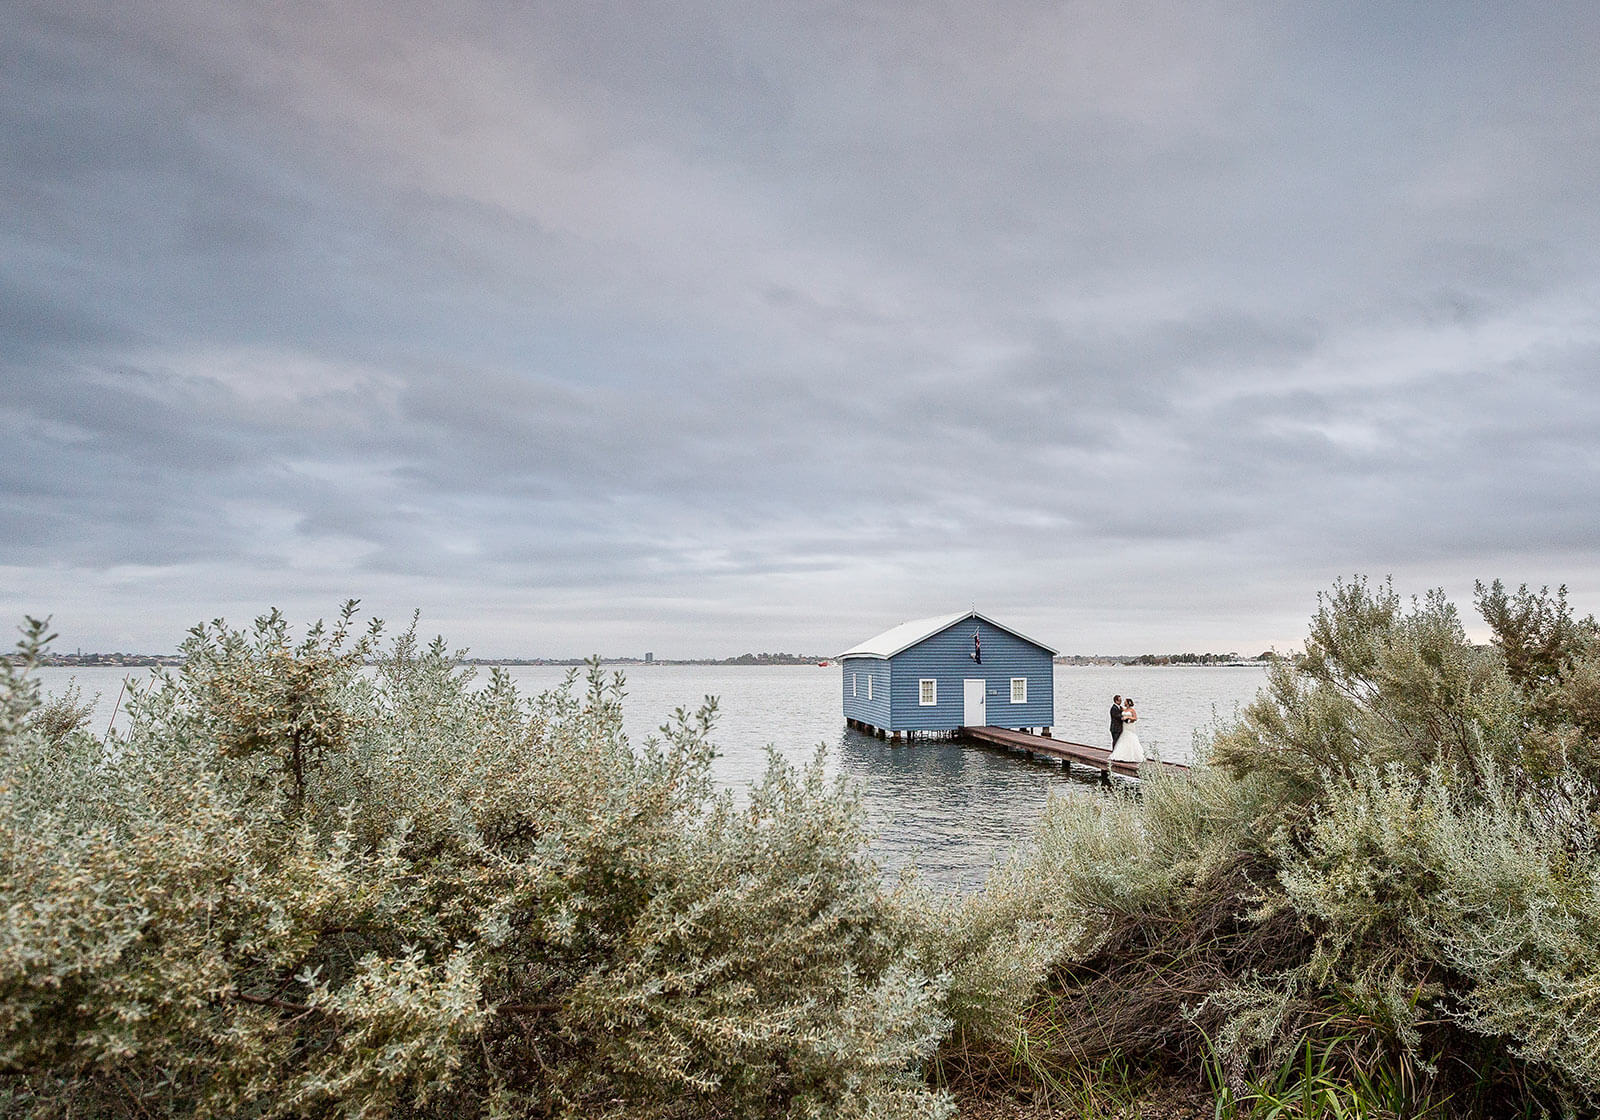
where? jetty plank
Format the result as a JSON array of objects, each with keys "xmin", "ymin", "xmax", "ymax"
[{"xmin": 956, "ymin": 725, "xmax": 1188, "ymax": 779}]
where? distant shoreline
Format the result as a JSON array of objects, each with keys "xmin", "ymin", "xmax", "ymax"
[
  {"xmin": 24, "ymin": 654, "xmax": 833, "ymax": 669},
  {"xmin": 1053, "ymin": 658, "xmax": 1275, "ymax": 668},
  {"xmin": 26, "ymin": 654, "xmax": 1279, "ymax": 669}
]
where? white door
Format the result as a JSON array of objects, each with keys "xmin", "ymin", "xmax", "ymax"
[{"xmin": 963, "ymin": 679, "xmax": 986, "ymax": 727}]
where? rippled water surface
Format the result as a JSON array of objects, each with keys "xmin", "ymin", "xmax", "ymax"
[{"xmin": 35, "ymin": 663, "xmax": 1268, "ymax": 892}]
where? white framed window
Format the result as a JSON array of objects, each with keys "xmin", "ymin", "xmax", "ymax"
[
  {"xmin": 852, "ymin": 674, "xmax": 857, "ymax": 697},
  {"xmin": 1011, "ymin": 677, "xmax": 1027, "ymax": 703},
  {"xmin": 919, "ymin": 679, "xmax": 937, "ymax": 706},
  {"xmin": 866, "ymin": 675, "xmax": 872, "ymax": 701}
]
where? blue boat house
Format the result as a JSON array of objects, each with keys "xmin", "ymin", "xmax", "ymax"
[{"xmin": 839, "ymin": 610, "xmax": 1056, "ymax": 740}]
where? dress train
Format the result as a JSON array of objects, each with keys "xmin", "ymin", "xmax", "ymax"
[{"xmin": 1109, "ymin": 725, "xmax": 1144, "ymax": 763}]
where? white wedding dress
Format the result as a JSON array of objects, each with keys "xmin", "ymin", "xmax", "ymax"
[{"xmin": 1109, "ymin": 717, "xmax": 1144, "ymax": 763}]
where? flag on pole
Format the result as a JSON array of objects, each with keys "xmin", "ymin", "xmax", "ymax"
[{"xmin": 971, "ymin": 627, "xmax": 982, "ymax": 663}]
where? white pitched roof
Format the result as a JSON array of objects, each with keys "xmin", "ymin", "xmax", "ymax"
[{"xmin": 838, "ymin": 610, "xmax": 1057, "ymax": 659}]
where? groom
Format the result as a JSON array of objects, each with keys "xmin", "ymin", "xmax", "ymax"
[{"xmin": 1109, "ymin": 695, "xmax": 1124, "ymax": 748}]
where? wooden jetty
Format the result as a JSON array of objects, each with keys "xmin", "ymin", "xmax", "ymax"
[
  {"xmin": 844, "ymin": 717, "xmax": 1189, "ymax": 780},
  {"xmin": 956, "ymin": 725, "xmax": 1189, "ymax": 780}
]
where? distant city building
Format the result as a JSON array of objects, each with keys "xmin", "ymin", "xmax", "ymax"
[{"xmin": 644, "ymin": 652, "xmax": 653, "ymax": 663}]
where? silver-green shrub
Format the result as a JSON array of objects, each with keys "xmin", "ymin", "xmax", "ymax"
[
  {"xmin": 1282, "ymin": 756, "xmax": 1600, "ymax": 1103},
  {"xmin": 0, "ymin": 609, "xmax": 951, "ymax": 1119},
  {"xmin": 931, "ymin": 754, "xmax": 1291, "ymax": 1057},
  {"xmin": 936, "ymin": 577, "xmax": 1600, "ymax": 1114}
]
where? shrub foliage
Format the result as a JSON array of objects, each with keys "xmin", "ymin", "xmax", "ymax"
[
  {"xmin": 0, "ymin": 607, "xmax": 950, "ymax": 1119},
  {"xmin": 940, "ymin": 577, "xmax": 1600, "ymax": 1117}
]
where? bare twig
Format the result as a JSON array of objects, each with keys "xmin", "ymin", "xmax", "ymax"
[{"xmin": 102, "ymin": 676, "xmax": 129, "ymax": 745}]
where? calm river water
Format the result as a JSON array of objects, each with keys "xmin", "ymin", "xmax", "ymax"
[{"xmin": 34, "ymin": 663, "xmax": 1267, "ymax": 892}]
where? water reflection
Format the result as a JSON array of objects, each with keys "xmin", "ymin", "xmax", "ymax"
[{"xmin": 838, "ymin": 725, "xmax": 1111, "ymax": 892}]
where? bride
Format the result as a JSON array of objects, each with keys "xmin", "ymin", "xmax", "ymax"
[{"xmin": 1108, "ymin": 697, "xmax": 1144, "ymax": 763}]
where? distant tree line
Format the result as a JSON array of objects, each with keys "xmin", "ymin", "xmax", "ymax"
[
  {"xmin": 16, "ymin": 652, "xmax": 181, "ymax": 667},
  {"xmin": 1127, "ymin": 651, "xmax": 1276, "ymax": 665}
]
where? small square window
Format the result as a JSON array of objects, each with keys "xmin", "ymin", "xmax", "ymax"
[
  {"xmin": 1011, "ymin": 677, "xmax": 1027, "ymax": 703},
  {"xmin": 919, "ymin": 679, "xmax": 937, "ymax": 706}
]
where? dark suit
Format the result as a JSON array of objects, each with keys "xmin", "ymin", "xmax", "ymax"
[{"xmin": 1110, "ymin": 702, "xmax": 1124, "ymax": 746}]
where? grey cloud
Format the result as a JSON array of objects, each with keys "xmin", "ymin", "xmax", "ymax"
[
  {"xmin": 0, "ymin": 279, "xmax": 132, "ymax": 355},
  {"xmin": 4, "ymin": 0, "xmax": 1600, "ymax": 655}
]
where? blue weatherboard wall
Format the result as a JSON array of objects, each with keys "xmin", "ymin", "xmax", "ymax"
[
  {"xmin": 841, "ymin": 658, "xmax": 891, "ymax": 727},
  {"xmin": 843, "ymin": 615, "xmax": 1054, "ymax": 733}
]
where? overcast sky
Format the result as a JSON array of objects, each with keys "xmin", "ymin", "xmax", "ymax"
[{"xmin": 4, "ymin": 1, "xmax": 1599, "ymax": 657}]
